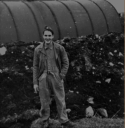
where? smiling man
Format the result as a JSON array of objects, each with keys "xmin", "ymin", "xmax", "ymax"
[{"xmin": 33, "ymin": 26, "xmax": 76, "ymax": 128}]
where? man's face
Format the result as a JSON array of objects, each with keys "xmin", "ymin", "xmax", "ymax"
[{"xmin": 43, "ymin": 30, "xmax": 54, "ymax": 44}]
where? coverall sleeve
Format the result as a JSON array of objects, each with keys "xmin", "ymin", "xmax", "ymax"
[
  {"xmin": 33, "ymin": 48, "xmax": 39, "ymax": 85},
  {"xmin": 60, "ymin": 46, "xmax": 69, "ymax": 78}
]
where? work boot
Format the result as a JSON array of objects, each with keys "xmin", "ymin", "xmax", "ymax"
[{"xmin": 61, "ymin": 121, "xmax": 76, "ymax": 128}]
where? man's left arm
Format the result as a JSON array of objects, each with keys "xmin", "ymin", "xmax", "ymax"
[{"xmin": 60, "ymin": 46, "xmax": 69, "ymax": 79}]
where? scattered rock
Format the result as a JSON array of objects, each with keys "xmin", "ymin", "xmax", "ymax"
[
  {"xmin": 85, "ymin": 106, "xmax": 94, "ymax": 118},
  {"xmin": 96, "ymin": 108, "xmax": 108, "ymax": 118}
]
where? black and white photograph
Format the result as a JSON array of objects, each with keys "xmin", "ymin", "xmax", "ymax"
[{"xmin": 0, "ymin": 0, "xmax": 124, "ymax": 128}]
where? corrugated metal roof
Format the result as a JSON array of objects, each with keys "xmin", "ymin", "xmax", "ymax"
[{"xmin": 0, "ymin": 0, "xmax": 122, "ymax": 43}]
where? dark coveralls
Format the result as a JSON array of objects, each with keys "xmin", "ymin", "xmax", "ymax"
[{"xmin": 33, "ymin": 42, "xmax": 69, "ymax": 123}]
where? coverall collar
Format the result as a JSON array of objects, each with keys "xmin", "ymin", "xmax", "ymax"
[
  {"xmin": 38, "ymin": 42, "xmax": 57, "ymax": 58},
  {"xmin": 44, "ymin": 42, "xmax": 53, "ymax": 50}
]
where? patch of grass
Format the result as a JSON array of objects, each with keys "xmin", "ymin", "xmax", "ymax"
[
  {"xmin": 31, "ymin": 117, "xmax": 124, "ymax": 128},
  {"xmin": 75, "ymin": 117, "xmax": 124, "ymax": 128}
]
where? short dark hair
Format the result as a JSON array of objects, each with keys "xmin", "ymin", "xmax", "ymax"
[{"xmin": 43, "ymin": 26, "xmax": 54, "ymax": 35}]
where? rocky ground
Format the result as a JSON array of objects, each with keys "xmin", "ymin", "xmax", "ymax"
[{"xmin": 0, "ymin": 32, "xmax": 124, "ymax": 128}]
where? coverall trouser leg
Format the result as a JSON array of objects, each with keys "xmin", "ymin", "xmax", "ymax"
[{"xmin": 39, "ymin": 72, "xmax": 69, "ymax": 123}]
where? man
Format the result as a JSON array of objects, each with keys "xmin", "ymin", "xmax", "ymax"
[{"xmin": 33, "ymin": 26, "xmax": 75, "ymax": 128}]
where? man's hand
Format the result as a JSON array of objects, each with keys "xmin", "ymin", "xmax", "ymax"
[{"xmin": 33, "ymin": 84, "xmax": 39, "ymax": 93}]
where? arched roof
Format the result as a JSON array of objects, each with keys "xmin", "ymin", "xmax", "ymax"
[{"xmin": 0, "ymin": 0, "xmax": 122, "ymax": 43}]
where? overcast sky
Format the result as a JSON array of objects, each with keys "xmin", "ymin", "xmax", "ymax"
[{"xmin": 106, "ymin": 0, "xmax": 124, "ymax": 13}]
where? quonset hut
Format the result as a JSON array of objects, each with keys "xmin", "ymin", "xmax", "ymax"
[{"xmin": 0, "ymin": 0, "xmax": 122, "ymax": 43}]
